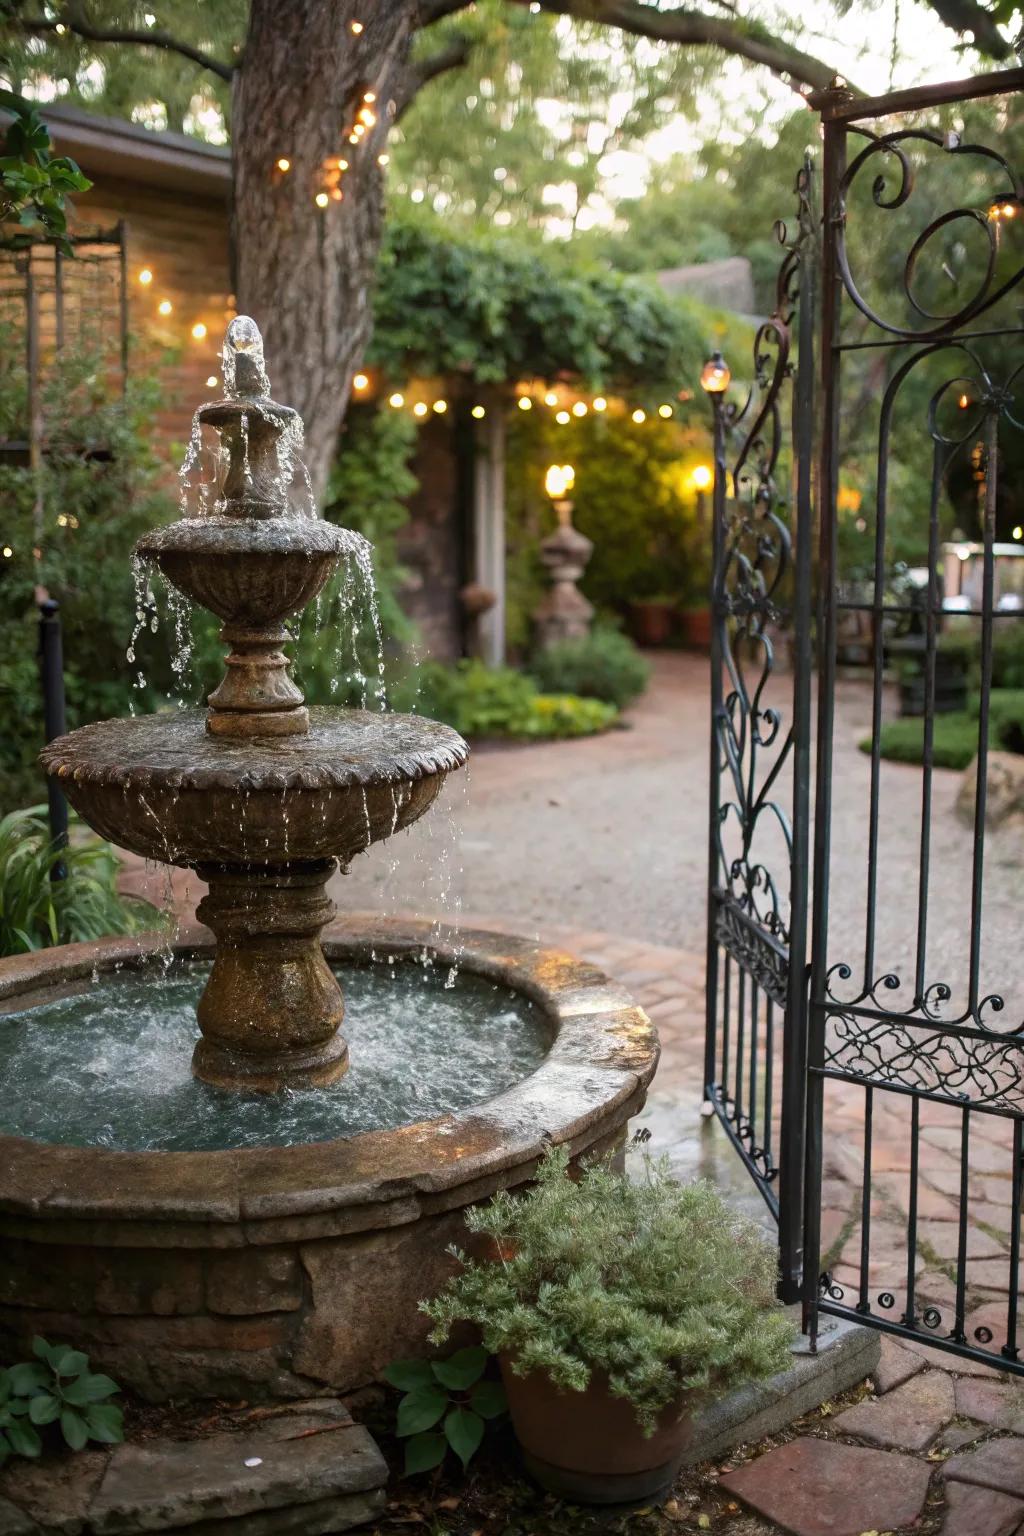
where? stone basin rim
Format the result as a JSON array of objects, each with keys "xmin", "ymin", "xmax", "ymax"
[{"xmin": 0, "ymin": 918, "xmax": 659, "ymax": 1231}]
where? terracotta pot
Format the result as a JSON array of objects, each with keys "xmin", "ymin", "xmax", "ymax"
[
  {"xmin": 629, "ymin": 601, "xmax": 677, "ymax": 648},
  {"xmin": 499, "ymin": 1355, "xmax": 691, "ymax": 1504},
  {"xmin": 681, "ymin": 606, "xmax": 712, "ymax": 650}
]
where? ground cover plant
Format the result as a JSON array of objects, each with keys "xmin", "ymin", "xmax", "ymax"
[
  {"xmin": 866, "ymin": 688, "xmax": 1024, "ymax": 770},
  {"xmin": 0, "ymin": 1338, "xmax": 123, "ymax": 1462},
  {"xmin": 401, "ymin": 660, "xmax": 618, "ymax": 741},
  {"xmin": 528, "ymin": 626, "xmax": 650, "ymax": 710},
  {"xmin": 385, "ymin": 1346, "xmax": 507, "ymax": 1476}
]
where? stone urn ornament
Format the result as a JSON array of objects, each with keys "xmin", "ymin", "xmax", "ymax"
[{"xmin": 533, "ymin": 463, "xmax": 594, "ymax": 649}]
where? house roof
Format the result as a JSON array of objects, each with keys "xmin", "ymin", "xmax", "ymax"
[{"xmin": 26, "ymin": 102, "xmax": 231, "ymax": 200}]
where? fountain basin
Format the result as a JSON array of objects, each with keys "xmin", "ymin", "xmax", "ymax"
[{"xmin": 0, "ymin": 920, "xmax": 658, "ymax": 1403}]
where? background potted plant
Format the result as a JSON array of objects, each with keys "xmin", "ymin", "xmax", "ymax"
[{"xmin": 421, "ymin": 1147, "xmax": 794, "ymax": 1505}]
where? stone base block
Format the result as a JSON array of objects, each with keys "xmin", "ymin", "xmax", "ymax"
[{"xmin": 0, "ymin": 1401, "xmax": 387, "ymax": 1536}]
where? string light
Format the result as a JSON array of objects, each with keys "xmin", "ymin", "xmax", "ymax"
[
  {"xmin": 388, "ymin": 392, "xmax": 405, "ymax": 408},
  {"xmin": 555, "ymin": 409, "xmax": 570, "ymax": 424},
  {"xmin": 544, "ymin": 390, "xmax": 558, "ymax": 407},
  {"xmin": 592, "ymin": 397, "xmax": 607, "ymax": 412},
  {"xmin": 353, "ymin": 373, "xmax": 369, "ymax": 391},
  {"xmin": 138, "ymin": 268, "xmax": 153, "ymax": 286},
  {"xmin": 364, "ymin": 91, "xmax": 377, "ymax": 103},
  {"xmin": 413, "ymin": 402, "xmax": 428, "ymax": 417},
  {"xmin": 191, "ymin": 322, "xmax": 207, "ymax": 340},
  {"xmin": 158, "ymin": 299, "xmax": 172, "ymax": 316},
  {"xmin": 349, "ymin": 133, "xmax": 360, "ymax": 145},
  {"xmin": 2, "ymin": 546, "xmax": 12, "ymax": 558},
  {"xmin": 691, "ymin": 464, "xmax": 713, "ymax": 491},
  {"xmin": 358, "ymin": 107, "xmax": 376, "ymax": 127},
  {"xmin": 206, "ymin": 375, "xmax": 218, "ymax": 388},
  {"xmin": 471, "ymin": 405, "xmax": 486, "ymax": 419},
  {"xmin": 432, "ymin": 399, "xmax": 448, "ymax": 413},
  {"xmin": 1014, "ymin": 525, "xmax": 1023, "ymax": 540},
  {"xmin": 658, "ymin": 403, "xmax": 673, "ymax": 418},
  {"xmin": 378, "ymin": 154, "xmax": 390, "ymax": 166},
  {"xmin": 518, "ymin": 396, "xmax": 532, "ymax": 411},
  {"xmin": 276, "ymin": 157, "xmax": 291, "ymax": 172},
  {"xmin": 331, "ymin": 188, "xmax": 343, "ymax": 201},
  {"xmin": 572, "ymin": 401, "xmax": 587, "ymax": 417},
  {"xmin": 350, "ymin": 19, "xmax": 364, "ymax": 32},
  {"xmin": 338, "ymin": 158, "xmax": 349, "ymax": 171},
  {"xmin": 959, "ymin": 393, "xmax": 970, "ymax": 409},
  {"xmin": 315, "ymin": 191, "xmax": 330, "ymax": 208},
  {"xmin": 631, "ymin": 408, "xmax": 646, "ymax": 424}
]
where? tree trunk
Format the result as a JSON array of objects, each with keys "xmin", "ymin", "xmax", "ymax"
[{"xmin": 232, "ymin": 0, "xmax": 420, "ymax": 501}]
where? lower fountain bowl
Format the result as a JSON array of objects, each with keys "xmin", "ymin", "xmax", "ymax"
[{"xmin": 0, "ymin": 918, "xmax": 658, "ymax": 1403}]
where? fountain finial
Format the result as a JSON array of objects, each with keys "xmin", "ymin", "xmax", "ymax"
[{"xmin": 223, "ymin": 315, "xmax": 270, "ymax": 399}]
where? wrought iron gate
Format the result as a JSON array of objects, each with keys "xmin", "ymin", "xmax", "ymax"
[{"xmin": 705, "ymin": 67, "xmax": 1024, "ymax": 1369}]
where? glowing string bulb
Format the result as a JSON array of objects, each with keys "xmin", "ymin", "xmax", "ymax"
[
  {"xmin": 206, "ymin": 375, "xmax": 219, "ymax": 388},
  {"xmin": 331, "ymin": 188, "xmax": 343, "ymax": 201},
  {"xmin": 353, "ymin": 373, "xmax": 369, "ymax": 391},
  {"xmin": 592, "ymin": 397, "xmax": 607, "ymax": 412},
  {"xmin": 364, "ymin": 91, "xmax": 377, "ymax": 103},
  {"xmin": 572, "ymin": 401, "xmax": 587, "ymax": 417},
  {"xmin": 555, "ymin": 409, "xmax": 570, "ymax": 424},
  {"xmin": 338, "ymin": 158, "xmax": 349, "ymax": 171},
  {"xmin": 471, "ymin": 405, "xmax": 486, "ymax": 419},
  {"xmin": 191, "ymin": 322, "xmax": 207, "ymax": 340},
  {"xmin": 432, "ymin": 399, "xmax": 448, "ymax": 414},
  {"xmin": 349, "ymin": 134, "xmax": 360, "ymax": 144},
  {"xmin": 138, "ymin": 268, "xmax": 153, "ymax": 285},
  {"xmin": 1014, "ymin": 525, "xmax": 1023, "ymax": 540},
  {"xmin": 350, "ymin": 19, "xmax": 364, "ymax": 32},
  {"xmin": 315, "ymin": 191, "xmax": 330, "ymax": 208},
  {"xmin": 389, "ymin": 392, "xmax": 405, "ymax": 408},
  {"xmin": 959, "ymin": 393, "xmax": 970, "ymax": 409},
  {"xmin": 413, "ymin": 402, "xmax": 428, "ymax": 417},
  {"xmin": 658, "ymin": 403, "xmax": 673, "ymax": 418},
  {"xmin": 378, "ymin": 154, "xmax": 390, "ymax": 166},
  {"xmin": 631, "ymin": 408, "xmax": 646, "ymax": 424},
  {"xmin": 55, "ymin": 21, "xmax": 66, "ymax": 32},
  {"xmin": 544, "ymin": 390, "xmax": 558, "ymax": 407},
  {"xmin": 158, "ymin": 299, "xmax": 172, "ymax": 316},
  {"xmin": 2, "ymin": 546, "xmax": 12, "ymax": 558},
  {"xmin": 518, "ymin": 396, "xmax": 532, "ymax": 411},
  {"xmin": 276, "ymin": 157, "xmax": 291, "ymax": 172}
]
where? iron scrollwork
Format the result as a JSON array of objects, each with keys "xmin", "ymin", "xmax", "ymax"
[{"xmin": 822, "ymin": 1008, "xmax": 1024, "ymax": 1113}]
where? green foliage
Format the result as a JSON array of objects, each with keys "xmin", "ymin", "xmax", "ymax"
[
  {"xmin": 528, "ymin": 625, "xmax": 650, "ymax": 709},
  {"xmin": 994, "ymin": 624, "xmax": 1024, "ymax": 690},
  {"xmin": 422, "ymin": 1148, "xmax": 796, "ymax": 1434},
  {"xmin": 0, "ymin": 329, "xmax": 176, "ymax": 809},
  {"xmin": 864, "ymin": 688, "xmax": 1024, "ymax": 769},
  {"xmin": 384, "ymin": 1346, "xmax": 506, "ymax": 1477},
  {"xmin": 0, "ymin": 1338, "xmax": 123, "ymax": 1463},
  {"xmin": 0, "ymin": 91, "xmax": 91, "ymax": 253},
  {"xmin": 398, "ymin": 660, "xmax": 617, "ymax": 740},
  {"xmin": 372, "ymin": 214, "xmax": 708, "ymax": 399},
  {"xmin": 0, "ymin": 807, "xmax": 158, "ymax": 958}
]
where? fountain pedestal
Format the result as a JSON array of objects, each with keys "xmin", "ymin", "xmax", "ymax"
[{"xmin": 194, "ymin": 861, "xmax": 346, "ymax": 1091}]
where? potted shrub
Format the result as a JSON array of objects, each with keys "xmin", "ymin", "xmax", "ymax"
[
  {"xmin": 627, "ymin": 597, "xmax": 678, "ymax": 647},
  {"xmin": 421, "ymin": 1148, "xmax": 795, "ymax": 1505}
]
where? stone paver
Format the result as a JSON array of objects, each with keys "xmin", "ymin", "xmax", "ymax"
[
  {"xmin": 945, "ymin": 1438, "xmax": 1024, "ymax": 1499},
  {"xmin": 720, "ymin": 1439, "xmax": 932, "ymax": 1536},
  {"xmin": 834, "ymin": 1369, "xmax": 955, "ymax": 1450},
  {"xmin": 873, "ymin": 1334, "xmax": 925, "ymax": 1394},
  {"xmin": 939, "ymin": 1480, "xmax": 1024, "ymax": 1536},
  {"xmin": 955, "ymin": 1379, "xmax": 1024, "ymax": 1433}
]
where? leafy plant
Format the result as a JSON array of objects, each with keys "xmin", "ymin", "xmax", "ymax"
[
  {"xmin": 0, "ymin": 91, "xmax": 91, "ymax": 253},
  {"xmin": 396, "ymin": 659, "xmax": 616, "ymax": 740},
  {"xmin": 421, "ymin": 1148, "xmax": 795, "ymax": 1435},
  {"xmin": 528, "ymin": 625, "xmax": 650, "ymax": 709},
  {"xmin": 0, "ymin": 1338, "xmax": 123, "ymax": 1463},
  {"xmin": 384, "ymin": 1346, "xmax": 506, "ymax": 1476},
  {"xmin": 0, "ymin": 807, "xmax": 158, "ymax": 958},
  {"xmin": 865, "ymin": 688, "xmax": 1024, "ymax": 769}
]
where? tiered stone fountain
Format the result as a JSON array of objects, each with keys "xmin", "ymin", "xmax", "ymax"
[{"xmin": 0, "ymin": 321, "xmax": 657, "ymax": 1405}]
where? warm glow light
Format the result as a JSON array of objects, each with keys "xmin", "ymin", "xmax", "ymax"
[
  {"xmin": 138, "ymin": 268, "xmax": 153, "ymax": 285},
  {"xmin": 413, "ymin": 402, "xmax": 428, "ymax": 417},
  {"xmin": 353, "ymin": 124, "xmax": 365, "ymax": 138},
  {"xmin": 158, "ymin": 299, "xmax": 172, "ymax": 316},
  {"xmin": 631, "ymin": 408, "xmax": 647, "ymax": 424},
  {"xmin": 544, "ymin": 390, "xmax": 558, "ymax": 407},
  {"xmin": 658, "ymin": 403, "xmax": 673, "ymax": 418},
  {"xmin": 691, "ymin": 464, "xmax": 713, "ymax": 491},
  {"xmin": 191, "ymin": 322, "xmax": 207, "ymax": 340},
  {"xmin": 378, "ymin": 154, "xmax": 390, "ymax": 166},
  {"xmin": 388, "ymin": 392, "xmax": 405, "ymax": 408},
  {"xmin": 2, "ymin": 546, "xmax": 12, "ymax": 558},
  {"xmin": 364, "ymin": 91, "xmax": 376, "ymax": 103},
  {"xmin": 700, "ymin": 352, "xmax": 731, "ymax": 395},
  {"xmin": 471, "ymin": 405, "xmax": 486, "ymax": 418},
  {"xmin": 276, "ymin": 157, "xmax": 291, "ymax": 172},
  {"xmin": 518, "ymin": 396, "xmax": 532, "ymax": 411},
  {"xmin": 349, "ymin": 133, "xmax": 359, "ymax": 144},
  {"xmin": 358, "ymin": 108, "xmax": 376, "ymax": 126},
  {"xmin": 545, "ymin": 464, "xmax": 575, "ymax": 499},
  {"xmin": 206, "ymin": 375, "xmax": 218, "ymax": 388},
  {"xmin": 338, "ymin": 158, "xmax": 349, "ymax": 170},
  {"xmin": 592, "ymin": 396, "xmax": 607, "ymax": 412},
  {"xmin": 55, "ymin": 22, "xmax": 66, "ymax": 32},
  {"xmin": 350, "ymin": 19, "xmax": 364, "ymax": 32},
  {"xmin": 572, "ymin": 401, "xmax": 587, "ymax": 417},
  {"xmin": 959, "ymin": 393, "xmax": 970, "ymax": 409},
  {"xmin": 990, "ymin": 198, "xmax": 1018, "ymax": 221},
  {"xmin": 432, "ymin": 399, "xmax": 448, "ymax": 414},
  {"xmin": 353, "ymin": 372, "xmax": 370, "ymax": 391},
  {"xmin": 315, "ymin": 191, "xmax": 330, "ymax": 207},
  {"xmin": 555, "ymin": 410, "xmax": 571, "ymax": 424},
  {"xmin": 331, "ymin": 188, "xmax": 343, "ymax": 201},
  {"xmin": 1014, "ymin": 525, "xmax": 1023, "ymax": 540}
]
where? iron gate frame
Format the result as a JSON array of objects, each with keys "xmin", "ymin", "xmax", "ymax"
[{"xmin": 705, "ymin": 66, "xmax": 1024, "ymax": 1366}]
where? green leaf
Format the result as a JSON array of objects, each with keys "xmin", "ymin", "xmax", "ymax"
[
  {"xmin": 61, "ymin": 1373, "xmax": 120, "ymax": 1406},
  {"xmin": 403, "ymin": 1431, "xmax": 446, "ymax": 1476},
  {"xmin": 382, "ymin": 1358, "xmax": 436, "ymax": 1392},
  {"xmin": 396, "ymin": 1387, "xmax": 448, "ymax": 1437},
  {"xmin": 28, "ymin": 1393, "xmax": 60, "ymax": 1426},
  {"xmin": 31, "ymin": 1337, "xmax": 55, "ymax": 1364},
  {"xmin": 7, "ymin": 1362, "xmax": 49, "ymax": 1395},
  {"xmin": 50, "ymin": 1348, "xmax": 88, "ymax": 1378},
  {"xmin": 469, "ymin": 1379, "xmax": 507, "ymax": 1419},
  {"xmin": 430, "ymin": 1346, "xmax": 489, "ymax": 1391},
  {"xmin": 84, "ymin": 1403, "xmax": 124, "ymax": 1445},
  {"xmin": 443, "ymin": 1407, "xmax": 484, "ymax": 1469},
  {"xmin": 6, "ymin": 1420, "xmax": 42, "ymax": 1458},
  {"xmin": 60, "ymin": 1408, "xmax": 88, "ymax": 1452}
]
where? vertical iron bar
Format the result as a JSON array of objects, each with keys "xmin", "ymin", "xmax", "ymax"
[
  {"xmin": 804, "ymin": 107, "xmax": 847, "ymax": 1340},
  {"xmin": 862, "ymin": 367, "xmax": 891, "ymax": 993},
  {"xmin": 704, "ymin": 391, "xmax": 729, "ymax": 1103},
  {"xmin": 735, "ymin": 966, "xmax": 746, "ymax": 1131},
  {"xmin": 764, "ymin": 996, "xmax": 775, "ymax": 1175},
  {"xmin": 1004, "ymin": 1119, "xmax": 1022, "ymax": 1362},
  {"xmin": 118, "ymin": 219, "xmax": 129, "ymax": 396},
  {"xmin": 778, "ymin": 154, "xmax": 817, "ymax": 1303},
  {"xmin": 54, "ymin": 245, "xmax": 65, "ymax": 352},
  {"xmin": 914, "ymin": 443, "xmax": 943, "ymax": 1003},
  {"xmin": 953, "ymin": 1108, "xmax": 971, "ymax": 1343},
  {"xmin": 748, "ymin": 981, "xmax": 759, "ymax": 1158},
  {"xmin": 722, "ymin": 954, "xmax": 732, "ymax": 1106},
  {"xmin": 903, "ymin": 1096, "xmax": 920, "ymax": 1327},
  {"xmin": 967, "ymin": 412, "xmax": 997, "ymax": 1017},
  {"xmin": 858, "ymin": 1085, "xmax": 874, "ymax": 1313},
  {"xmin": 37, "ymin": 598, "xmax": 69, "ymax": 876}
]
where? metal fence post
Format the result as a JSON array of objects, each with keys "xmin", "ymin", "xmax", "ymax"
[{"xmin": 37, "ymin": 597, "xmax": 69, "ymax": 875}]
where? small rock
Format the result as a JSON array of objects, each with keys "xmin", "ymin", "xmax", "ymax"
[
  {"xmin": 834, "ymin": 1369, "xmax": 955, "ymax": 1451},
  {"xmin": 720, "ymin": 1439, "xmax": 931, "ymax": 1536},
  {"xmin": 957, "ymin": 751, "xmax": 1024, "ymax": 828}
]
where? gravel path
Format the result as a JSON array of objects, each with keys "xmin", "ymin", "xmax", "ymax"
[{"xmin": 339, "ymin": 651, "xmax": 1024, "ymax": 1025}]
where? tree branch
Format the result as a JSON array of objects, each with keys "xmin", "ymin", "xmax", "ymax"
[
  {"xmin": 927, "ymin": 0, "xmax": 1010, "ymax": 58},
  {"xmin": 395, "ymin": 35, "xmax": 473, "ymax": 118},
  {"xmin": 12, "ymin": 0, "xmax": 236, "ymax": 81},
  {"xmin": 504, "ymin": 0, "xmax": 846, "ymax": 94}
]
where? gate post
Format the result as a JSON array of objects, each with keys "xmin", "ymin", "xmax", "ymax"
[{"xmin": 703, "ymin": 355, "xmax": 731, "ymax": 1106}]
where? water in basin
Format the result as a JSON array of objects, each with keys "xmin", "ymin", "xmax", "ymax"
[{"xmin": 0, "ymin": 959, "xmax": 549, "ymax": 1152}]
